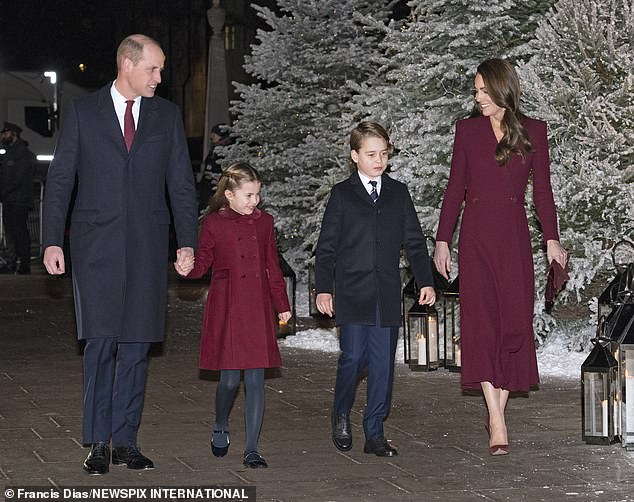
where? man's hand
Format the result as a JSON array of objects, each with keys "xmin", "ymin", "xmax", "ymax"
[{"xmin": 43, "ymin": 246, "xmax": 65, "ymax": 275}]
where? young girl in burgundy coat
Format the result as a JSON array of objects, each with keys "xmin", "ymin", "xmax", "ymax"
[{"xmin": 183, "ymin": 162, "xmax": 291, "ymax": 469}]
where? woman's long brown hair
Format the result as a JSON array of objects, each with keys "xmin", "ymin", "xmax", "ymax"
[{"xmin": 473, "ymin": 59, "xmax": 534, "ymax": 165}]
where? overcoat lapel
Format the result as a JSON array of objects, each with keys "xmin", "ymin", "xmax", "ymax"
[
  {"xmin": 348, "ymin": 172, "xmax": 376, "ymax": 207},
  {"xmin": 131, "ymin": 97, "xmax": 158, "ymax": 155},
  {"xmin": 97, "ymin": 85, "xmax": 128, "ymax": 154}
]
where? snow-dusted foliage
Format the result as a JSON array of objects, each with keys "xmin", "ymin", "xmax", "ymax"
[
  {"xmin": 520, "ymin": 0, "xmax": 634, "ymax": 338},
  {"xmin": 220, "ymin": 0, "xmax": 391, "ymax": 273}
]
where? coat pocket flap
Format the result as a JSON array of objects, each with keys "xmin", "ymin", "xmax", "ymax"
[{"xmin": 213, "ymin": 269, "xmax": 229, "ymax": 279}]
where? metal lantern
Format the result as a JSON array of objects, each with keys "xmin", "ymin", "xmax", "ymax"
[
  {"xmin": 275, "ymin": 254, "xmax": 296, "ymax": 338},
  {"xmin": 401, "ymin": 276, "xmax": 418, "ymax": 364},
  {"xmin": 308, "ymin": 260, "xmax": 320, "ymax": 317},
  {"xmin": 406, "ymin": 302, "xmax": 440, "ymax": 371},
  {"xmin": 609, "ymin": 305, "xmax": 634, "ymax": 449},
  {"xmin": 598, "ymin": 240, "xmax": 634, "ymax": 322},
  {"xmin": 581, "ymin": 333, "xmax": 619, "ymax": 445},
  {"xmin": 442, "ymin": 276, "xmax": 461, "ymax": 372}
]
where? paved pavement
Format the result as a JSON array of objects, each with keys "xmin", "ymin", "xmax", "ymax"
[{"xmin": 2, "ymin": 264, "xmax": 634, "ymax": 502}]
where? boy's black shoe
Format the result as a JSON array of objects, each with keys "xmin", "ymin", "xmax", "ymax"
[
  {"xmin": 112, "ymin": 444, "xmax": 154, "ymax": 470},
  {"xmin": 331, "ymin": 412, "xmax": 352, "ymax": 451},
  {"xmin": 363, "ymin": 436, "xmax": 398, "ymax": 457}
]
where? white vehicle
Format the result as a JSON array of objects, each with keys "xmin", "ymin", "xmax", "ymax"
[{"xmin": 0, "ymin": 70, "xmax": 88, "ymax": 162}]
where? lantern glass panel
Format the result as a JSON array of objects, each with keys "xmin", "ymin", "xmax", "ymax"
[
  {"xmin": 583, "ymin": 372, "xmax": 610, "ymax": 439},
  {"xmin": 623, "ymin": 348, "xmax": 634, "ymax": 447},
  {"xmin": 406, "ymin": 304, "xmax": 439, "ymax": 371}
]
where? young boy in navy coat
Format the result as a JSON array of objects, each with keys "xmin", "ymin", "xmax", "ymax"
[{"xmin": 315, "ymin": 122, "xmax": 436, "ymax": 457}]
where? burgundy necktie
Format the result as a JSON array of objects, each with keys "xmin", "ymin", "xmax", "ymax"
[{"xmin": 124, "ymin": 99, "xmax": 135, "ymax": 151}]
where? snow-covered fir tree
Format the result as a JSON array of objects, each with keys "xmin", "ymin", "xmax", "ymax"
[
  {"xmin": 519, "ymin": 0, "xmax": 634, "ymax": 338},
  {"xmin": 220, "ymin": 0, "xmax": 391, "ymax": 270},
  {"xmin": 349, "ymin": 0, "xmax": 555, "ymax": 266}
]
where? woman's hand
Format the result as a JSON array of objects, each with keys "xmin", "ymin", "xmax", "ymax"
[
  {"xmin": 433, "ymin": 241, "xmax": 451, "ymax": 279},
  {"xmin": 278, "ymin": 311, "xmax": 291, "ymax": 323},
  {"xmin": 547, "ymin": 240, "xmax": 568, "ymax": 267}
]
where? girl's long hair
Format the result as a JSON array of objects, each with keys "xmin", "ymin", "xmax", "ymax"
[
  {"xmin": 206, "ymin": 162, "xmax": 261, "ymax": 214},
  {"xmin": 472, "ymin": 58, "xmax": 534, "ymax": 165}
]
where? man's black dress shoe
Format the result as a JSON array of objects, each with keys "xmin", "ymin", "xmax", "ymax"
[
  {"xmin": 331, "ymin": 413, "xmax": 352, "ymax": 451},
  {"xmin": 83, "ymin": 442, "xmax": 110, "ymax": 475},
  {"xmin": 112, "ymin": 444, "xmax": 154, "ymax": 470},
  {"xmin": 363, "ymin": 436, "xmax": 398, "ymax": 457},
  {"xmin": 243, "ymin": 451, "xmax": 268, "ymax": 468}
]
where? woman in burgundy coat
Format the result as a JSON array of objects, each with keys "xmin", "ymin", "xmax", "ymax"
[
  {"xmin": 184, "ymin": 163, "xmax": 291, "ymax": 469},
  {"xmin": 433, "ymin": 59, "xmax": 567, "ymax": 456}
]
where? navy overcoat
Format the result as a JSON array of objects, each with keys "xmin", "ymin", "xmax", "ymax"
[
  {"xmin": 315, "ymin": 172, "xmax": 433, "ymax": 327},
  {"xmin": 42, "ymin": 84, "xmax": 198, "ymax": 342}
]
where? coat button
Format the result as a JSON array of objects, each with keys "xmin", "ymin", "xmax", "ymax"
[
  {"xmin": 241, "ymin": 274, "xmax": 247, "ymax": 278},
  {"xmin": 251, "ymin": 236, "xmax": 256, "ymax": 241},
  {"xmin": 510, "ymin": 196, "xmax": 517, "ymax": 203}
]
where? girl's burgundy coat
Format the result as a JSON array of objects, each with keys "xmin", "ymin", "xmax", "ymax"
[{"xmin": 187, "ymin": 207, "xmax": 290, "ymax": 370}]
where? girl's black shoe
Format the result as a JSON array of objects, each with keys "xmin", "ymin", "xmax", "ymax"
[
  {"xmin": 211, "ymin": 430, "xmax": 230, "ymax": 457},
  {"xmin": 243, "ymin": 451, "xmax": 267, "ymax": 468}
]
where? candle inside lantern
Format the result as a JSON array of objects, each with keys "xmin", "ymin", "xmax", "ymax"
[
  {"xmin": 455, "ymin": 347, "xmax": 461, "ymax": 367},
  {"xmin": 417, "ymin": 333, "xmax": 427, "ymax": 365},
  {"xmin": 602, "ymin": 400, "xmax": 608, "ymax": 436},
  {"xmin": 428, "ymin": 317, "xmax": 438, "ymax": 363}
]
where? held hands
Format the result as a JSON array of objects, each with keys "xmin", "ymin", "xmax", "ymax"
[
  {"xmin": 419, "ymin": 286, "xmax": 436, "ymax": 306},
  {"xmin": 547, "ymin": 240, "xmax": 568, "ymax": 267},
  {"xmin": 278, "ymin": 311, "xmax": 292, "ymax": 323},
  {"xmin": 174, "ymin": 247, "xmax": 195, "ymax": 276},
  {"xmin": 433, "ymin": 241, "xmax": 451, "ymax": 280},
  {"xmin": 43, "ymin": 246, "xmax": 65, "ymax": 275},
  {"xmin": 316, "ymin": 293, "xmax": 334, "ymax": 317}
]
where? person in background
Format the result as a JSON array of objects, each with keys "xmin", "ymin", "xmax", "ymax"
[
  {"xmin": 0, "ymin": 122, "xmax": 35, "ymax": 274},
  {"xmin": 197, "ymin": 123, "xmax": 232, "ymax": 214},
  {"xmin": 434, "ymin": 58, "xmax": 567, "ymax": 456},
  {"xmin": 315, "ymin": 121, "xmax": 435, "ymax": 458},
  {"xmin": 42, "ymin": 34, "xmax": 198, "ymax": 475},
  {"xmin": 183, "ymin": 162, "xmax": 290, "ymax": 469}
]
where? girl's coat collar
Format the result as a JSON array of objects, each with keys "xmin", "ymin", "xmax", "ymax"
[{"xmin": 218, "ymin": 207, "xmax": 262, "ymax": 220}]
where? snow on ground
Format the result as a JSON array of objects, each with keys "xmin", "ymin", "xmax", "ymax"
[{"xmin": 282, "ymin": 283, "xmax": 596, "ymax": 381}]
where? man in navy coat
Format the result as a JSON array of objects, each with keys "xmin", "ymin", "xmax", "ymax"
[
  {"xmin": 315, "ymin": 122, "xmax": 435, "ymax": 457},
  {"xmin": 42, "ymin": 34, "xmax": 198, "ymax": 475}
]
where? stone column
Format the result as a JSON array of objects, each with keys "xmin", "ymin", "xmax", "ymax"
[{"xmin": 204, "ymin": 0, "xmax": 230, "ymax": 159}]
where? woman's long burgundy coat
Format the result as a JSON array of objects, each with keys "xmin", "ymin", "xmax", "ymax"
[
  {"xmin": 187, "ymin": 207, "xmax": 290, "ymax": 370},
  {"xmin": 436, "ymin": 116, "xmax": 560, "ymax": 392}
]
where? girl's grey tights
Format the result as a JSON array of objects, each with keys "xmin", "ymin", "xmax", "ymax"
[{"xmin": 213, "ymin": 368, "xmax": 265, "ymax": 454}]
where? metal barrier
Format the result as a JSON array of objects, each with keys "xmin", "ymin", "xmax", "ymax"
[{"xmin": 0, "ymin": 179, "xmax": 45, "ymax": 259}]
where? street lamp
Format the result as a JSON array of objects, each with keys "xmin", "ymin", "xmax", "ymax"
[
  {"xmin": 275, "ymin": 254, "xmax": 296, "ymax": 338},
  {"xmin": 581, "ymin": 331, "xmax": 619, "ymax": 445},
  {"xmin": 405, "ymin": 302, "xmax": 440, "ymax": 371}
]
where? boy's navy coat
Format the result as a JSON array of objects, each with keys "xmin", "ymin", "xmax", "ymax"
[
  {"xmin": 315, "ymin": 172, "xmax": 433, "ymax": 327},
  {"xmin": 42, "ymin": 83, "xmax": 198, "ymax": 342}
]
